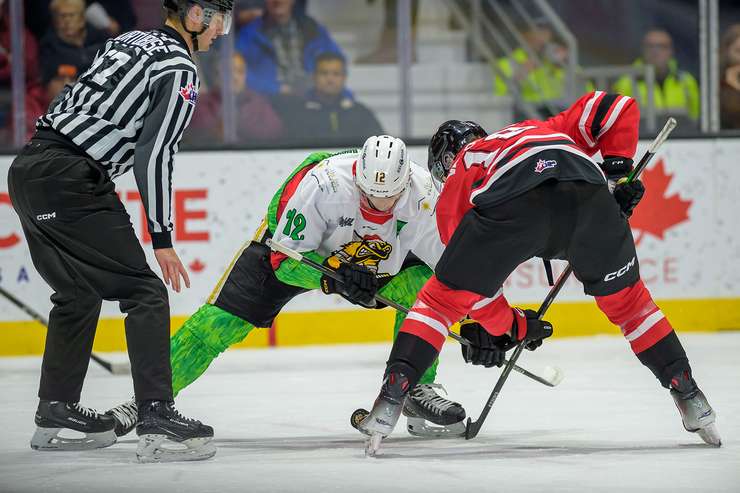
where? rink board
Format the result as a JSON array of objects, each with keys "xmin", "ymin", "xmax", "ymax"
[{"xmin": 1, "ymin": 140, "xmax": 739, "ymax": 355}]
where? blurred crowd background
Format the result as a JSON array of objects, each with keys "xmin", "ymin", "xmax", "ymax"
[{"xmin": 1, "ymin": 0, "xmax": 740, "ymax": 151}]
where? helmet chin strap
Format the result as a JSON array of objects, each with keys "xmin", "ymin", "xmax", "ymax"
[{"xmin": 180, "ymin": 10, "xmax": 208, "ymax": 52}]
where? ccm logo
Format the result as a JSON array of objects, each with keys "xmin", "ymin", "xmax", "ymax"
[
  {"xmin": 604, "ymin": 256, "xmax": 636, "ymax": 282},
  {"xmin": 36, "ymin": 212, "xmax": 56, "ymax": 221}
]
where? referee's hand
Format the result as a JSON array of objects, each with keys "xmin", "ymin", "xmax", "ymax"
[{"xmin": 154, "ymin": 248, "xmax": 191, "ymax": 293}]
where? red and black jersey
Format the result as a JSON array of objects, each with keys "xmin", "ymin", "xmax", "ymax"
[
  {"xmin": 437, "ymin": 91, "xmax": 639, "ymax": 244},
  {"xmin": 397, "ymin": 92, "xmax": 641, "ymax": 351}
]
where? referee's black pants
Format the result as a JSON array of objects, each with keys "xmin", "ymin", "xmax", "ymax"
[{"xmin": 7, "ymin": 138, "xmax": 173, "ymax": 403}]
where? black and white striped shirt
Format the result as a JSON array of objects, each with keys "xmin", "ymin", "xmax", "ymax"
[{"xmin": 38, "ymin": 26, "xmax": 199, "ymax": 249}]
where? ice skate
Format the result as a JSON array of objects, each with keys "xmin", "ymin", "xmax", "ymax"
[
  {"xmin": 357, "ymin": 369, "xmax": 410, "ymax": 457},
  {"xmin": 669, "ymin": 371, "xmax": 721, "ymax": 447},
  {"xmin": 403, "ymin": 384, "xmax": 466, "ymax": 438},
  {"xmin": 136, "ymin": 401, "xmax": 216, "ymax": 463},
  {"xmin": 106, "ymin": 399, "xmax": 137, "ymax": 437},
  {"xmin": 30, "ymin": 400, "xmax": 117, "ymax": 451}
]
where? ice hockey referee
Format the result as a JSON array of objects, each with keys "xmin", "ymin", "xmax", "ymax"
[{"xmin": 7, "ymin": 0, "xmax": 233, "ymax": 463}]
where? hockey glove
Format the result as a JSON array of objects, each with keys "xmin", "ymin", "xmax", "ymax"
[
  {"xmin": 512, "ymin": 308, "xmax": 554, "ymax": 351},
  {"xmin": 460, "ymin": 319, "xmax": 512, "ymax": 368},
  {"xmin": 613, "ymin": 178, "xmax": 645, "ymax": 217},
  {"xmin": 320, "ymin": 257, "xmax": 378, "ymax": 307}
]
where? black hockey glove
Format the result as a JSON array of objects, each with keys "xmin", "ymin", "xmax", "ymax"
[
  {"xmin": 460, "ymin": 319, "xmax": 512, "ymax": 368},
  {"xmin": 599, "ymin": 156, "xmax": 634, "ymax": 180},
  {"xmin": 613, "ymin": 178, "xmax": 645, "ymax": 217},
  {"xmin": 512, "ymin": 308, "xmax": 554, "ymax": 351},
  {"xmin": 320, "ymin": 258, "xmax": 378, "ymax": 307}
]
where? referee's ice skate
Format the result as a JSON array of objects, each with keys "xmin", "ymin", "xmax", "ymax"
[
  {"xmin": 30, "ymin": 401, "xmax": 117, "ymax": 451},
  {"xmin": 106, "ymin": 399, "xmax": 138, "ymax": 437},
  {"xmin": 135, "ymin": 401, "xmax": 216, "ymax": 463},
  {"xmin": 403, "ymin": 384, "xmax": 466, "ymax": 437}
]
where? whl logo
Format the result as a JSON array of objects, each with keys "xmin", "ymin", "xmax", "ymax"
[{"xmin": 629, "ymin": 159, "xmax": 692, "ymax": 245}]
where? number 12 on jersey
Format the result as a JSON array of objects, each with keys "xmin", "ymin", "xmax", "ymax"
[{"xmin": 282, "ymin": 208, "xmax": 306, "ymax": 241}]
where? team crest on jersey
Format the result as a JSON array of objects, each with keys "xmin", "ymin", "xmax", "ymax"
[
  {"xmin": 179, "ymin": 82, "xmax": 198, "ymax": 106},
  {"xmin": 329, "ymin": 235, "xmax": 393, "ymax": 277},
  {"xmin": 535, "ymin": 159, "xmax": 557, "ymax": 173}
]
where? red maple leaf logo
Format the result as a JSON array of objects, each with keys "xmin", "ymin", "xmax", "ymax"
[
  {"xmin": 629, "ymin": 158, "xmax": 692, "ymax": 245},
  {"xmin": 189, "ymin": 259, "xmax": 206, "ymax": 273}
]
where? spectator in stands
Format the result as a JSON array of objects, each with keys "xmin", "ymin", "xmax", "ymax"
[
  {"xmin": 26, "ymin": 0, "xmax": 136, "ymax": 40},
  {"xmin": 234, "ymin": 0, "xmax": 307, "ymax": 29},
  {"xmin": 236, "ymin": 0, "xmax": 344, "ymax": 96},
  {"xmin": 0, "ymin": 0, "xmax": 46, "ymax": 142},
  {"xmin": 40, "ymin": 0, "xmax": 108, "ymax": 101},
  {"xmin": 613, "ymin": 28, "xmax": 700, "ymax": 123},
  {"xmin": 493, "ymin": 21, "xmax": 566, "ymax": 108},
  {"xmin": 187, "ymin": 52, "xmax": 283, "ymax": 143},
  {"xmin": 720, "ymin": 24, "xmax": 740, "ymax": 130},
  {"xmin": 274, "ymin": 52, "xmax": 383, "ymax": 141}
]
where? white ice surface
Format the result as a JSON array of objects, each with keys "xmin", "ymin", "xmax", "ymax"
[{"xmin": 1, "ymin": 333, "xmax": 739, "ymax": 493}]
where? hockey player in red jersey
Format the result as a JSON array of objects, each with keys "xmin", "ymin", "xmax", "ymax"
[{"xmin": 357, "ymin": 91, "xmax": 721, "ymax": 451}]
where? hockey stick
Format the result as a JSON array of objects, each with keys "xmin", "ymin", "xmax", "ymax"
[
  {"xmin": 265, "ymin": 238, "xmax": 563, "ymax": 388},
  {"xmin": 0, "ymin": 285, "xmax": 130, "ymax": 375},
  {"xmin": 464, "ymin": 117, "xmax": 678, "ymax": 440}
]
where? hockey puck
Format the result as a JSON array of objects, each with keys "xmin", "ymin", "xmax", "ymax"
[{"xmin": 350, "ymin": 408, "xmax": 369, "ymax": 430}]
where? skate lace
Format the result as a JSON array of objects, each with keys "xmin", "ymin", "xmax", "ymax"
[
  {"xmin": 109, "ymin": 400, "xmax": 137, "ymax": 428},
  {"xmin": 72, "ymin": 402, "xmax": 99, "ymax": 419},
  {"xmin": 410, "ymin": 384, "xmax": 455, "ymax": 414},
  {"xmin": 169, "ymin": 403, "xmax": 199, "ymax": 425}
]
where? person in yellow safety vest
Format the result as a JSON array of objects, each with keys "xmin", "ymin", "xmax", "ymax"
[
  {"xmin": 613, "ymin": 28, "xmax": 700, "ymax": 121},
  {"xmin": 493, "ymin": 23, "xmax": 565, "ymax": 104}
]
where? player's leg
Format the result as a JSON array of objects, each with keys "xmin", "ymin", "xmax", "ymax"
[
  {"xmin": 170, "ymin": 304, "xmax": 255, "ymax": 396},
  {"xmin": 171, "ymin": 241, "xmax": 306, "ymax": 395},
  {"xmin": 378, "ymin": 262, "xmax": 439, "ymax": 383},
  {"xmin": 360, "ymin": 189, "xmax": 550, "ymax": 441},
  {"xmin": 568, "ymin": 182, "xmax": 720, "ymax": 445},
  {"xmin": 378, "ymin": 262, "xmax": 466, "ymax": 436}
]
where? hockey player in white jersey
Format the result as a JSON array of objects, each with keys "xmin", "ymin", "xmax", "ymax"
[{"xmin": 108, "ymin": 136, "xmax": 467, "ymax": 438}]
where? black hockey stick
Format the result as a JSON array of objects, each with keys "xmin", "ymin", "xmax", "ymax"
[
  {"xmin": 463, "ymin": 117, "xmax": 678, "ymax": 440},
  {"xmin": 265, "ymin": 238, "xmax": 564, "ymax": 388},
  {"xmin": 0, "ymin": 285, "xmax": 130, "ymax": 375}
]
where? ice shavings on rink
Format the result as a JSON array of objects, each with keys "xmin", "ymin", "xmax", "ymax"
[{"xmin": 0, "ymin": 333, "xmax": 738, "ymax": 493}]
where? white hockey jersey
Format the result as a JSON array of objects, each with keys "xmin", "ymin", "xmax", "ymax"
[{"xmin": 270, "ymin": 151, "xmax": 444, "ymax": 277}]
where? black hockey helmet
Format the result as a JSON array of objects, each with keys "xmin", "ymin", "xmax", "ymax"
[
  {"xmin": 164, "ymin": 0, "xmax": 234, "ymax": 50},
  {"xmin": 428, "ymin": 120, "xmax": 487, "ymax": 188}
]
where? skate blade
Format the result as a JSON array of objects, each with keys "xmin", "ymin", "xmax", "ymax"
[
  {"xmin": 406, "ymin": 417, "xmax": 466, "ymax": 438},
  {"xmin": 30, "ymin": 427, "xmax": 116, "ymax": 451},
  {"xmin": 136, "ymin": 434, "xmax": 217, "ymax": 463},
  {"xmin": 364, "ymin": 433, "xmax": 383, "ymax": 458},
  {"xmin": 696, "ymin": 424, "xmax": 722, "ymax": 447}
]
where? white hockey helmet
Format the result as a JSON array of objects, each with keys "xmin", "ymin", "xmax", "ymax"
[{"xmin": 356, "ymin": 135, "xmax": 410, "ymax": 198}]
